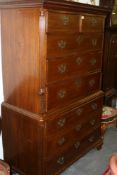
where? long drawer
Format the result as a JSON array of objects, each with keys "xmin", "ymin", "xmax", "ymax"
[
  {"xmin": 45, "ymin": 128, "xmax": 101, "ymax": 175},
  {"xmin": 45, "ymin": 114, "xmax": 100, "ymax": 157},
  {"xmin": 47, "ymin": 51, "xmax": 102, "ymax": 83},
  {"xmin": 46, "ymin": 96, "xmax": 103, "ymax": 136},
  {"xmin": 46, "ymin": 11, "xmax": 105, "ymax": 33},
  {"xmin": 47, "ymin": 33, "xmax": 103, "ymax": 58},
  {"xmin": 46, "ymin": 72, "xmax": 101, "ymax": 109},
  {"xmin": 46, "ymin": 11, "xmax": 78, "ymax": 33}
]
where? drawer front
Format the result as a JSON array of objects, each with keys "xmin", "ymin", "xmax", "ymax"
[
  {"xmin": 46, "ymin": 115, "xmax": 100, "ymax": 157},
  {"xmin": 47, "ymin": 72, "xmax": 101, "ymax": 109},
  {"xmin": 46, "ymin": 96, "xmax": 103, "ymax": 136},
  {"xmin": 46, "ymin": 11, "xmax": 104, "ymax": 33},
  {"xmin": 47, "ymin": 51, "xmax": 102, "ymax": 83},
  {"xmin": 47, "ymin": 33, "xmax": 103, "ymax": 58},
  {"xmin": 79, "ymin": 14, "xmax": 105, "ymax": 32},
  {"xmin": 45, "ymin": 129, "xmax": 101, "ymax": 175},
  {"xmin": 46, "ymin": 11, "xmax": 78, "ymax": 33}
]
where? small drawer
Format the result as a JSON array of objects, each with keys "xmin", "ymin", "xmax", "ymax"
[
  {"xmin": 46, "ymin": 11, "xmax": 78, "ymax": 33},
  {"xmin": 46, "ymin": 96, "xmax": 103, "ymax": 136},
  {"xmin": 45, "ymin": 128, "xmax": 101, "ymax": 175},
  {"xmin": 47, "ymin": 51, "xmax": 102, "ymax": 83},
  {"xmin": 46, "ymin": 72, "xmax": 101, "ymax": 109},
  {"xmin": 47, "ymin": 33, "xmax": 103, "ymax": 58},
  {"xmin": 79, "ymin": 14, "xmax": 105, "ymax": 32}
]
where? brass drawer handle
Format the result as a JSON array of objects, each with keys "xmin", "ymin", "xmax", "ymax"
[
  {"xmin": 92, "ymin": 39, "xmax": 97, "ymax": 47},
  {"xmin": 57, "ymin": 118, "xmax": 66, "ymax": 127},
  {"xmin": 76, "ymin": 57, "xmax": 83, "ymax": 65},
  {"xmin": 75, "ymin": 124, "xmax": 82, "ymax": 132},
  {"xmin": 58, "ymin": 64, "xmax": 67, "ymax": 74},
  {"xmin": 76, "ymin": 35, "xmax": 84, "ymax": 45},
  {"xmin": 89, "ymin": 119, "xmax": 96, "ymax": 126},
  {"xmin": 74, "ymin": 141, "xmax": 80, "ymax": 149},
  {"xmin": 38, "ymin": 88, "xmax": 45, "ymax": 96},
  {"xmin": 89, "ymin": 79, "xmax": 95, "ymax": 87},
  {"xmin": 91, "ymin": 103, "xmax": 97, "ymax": 110},
  {"xmin": 90, "ymin": 58, "xmax": 97, "ymax": 65},
  {"xmin": 58, "ymin": 40, "xmax": 66, "ymax": 49},
  {"xmin": 58, "ymin": 137, "xmax": 65, "ymax": 146},
  {"xmin": 57, "ymin": 90, "xmax": 66, "ymax": 99},
  {"xmin": 75, "ymin": 79, "xmax": 81, "ymax": 88},
  {"xmin": 62, "ymin": 16, "xmax": 69, "ymax": 25},
  {"xmin": 57, "ymin": 156, "xmax": 65, "ymax": 165},
  {"xmin": 91, "ymin": 17, "xmax": 98, "ymax": 27},
  {"xmin": 76, "ymin": 108, "xmax": 83, "ymax": 116},
  {"xmin": 88, "ymin": 136, "xmax": 95, "ymax": 143}
]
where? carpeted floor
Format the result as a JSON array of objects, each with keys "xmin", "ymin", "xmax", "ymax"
[{"xmin": 61, "ymin": 126, "xmax": 117, "ymax": 175}]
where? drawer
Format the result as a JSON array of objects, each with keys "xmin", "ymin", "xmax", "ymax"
[
  {"xmin": 45, "ymin": 115, "xmax": 100, "ymax": 157},
  {"xmin": 79, "ymin": 14, "xmax": 105, "ymax": 32},
  {"xmin": 47, "ymin": 51, "xmax": 102, "ymax": 83},
  {"xmin": 46, "ymin": 96, "xmax": 103, "ymax": 136},
  {"xmin": 45, "ymin": 129, "xmax": 101, "ymax": 175},
  {"xmin": 46, "ymin": 11, "xmax": 104, "ymax": 33},
  {"xmin": 47, "ymin": 33, "xmax": 103, "ymax": 58},
  {"xmin": 46, "ymin": 11, "xmax": 78, "ymax": 33},
  {"xmin": 46, "ymin": 72, "xmax": 101, "ymax": 109}
]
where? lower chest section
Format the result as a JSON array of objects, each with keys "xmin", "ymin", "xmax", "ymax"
[{"xmin": 43, "ymin": 94, "xmax": 103, "ymax": 175}]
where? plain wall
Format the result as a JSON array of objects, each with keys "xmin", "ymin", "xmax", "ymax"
[{"xmin": 0, "ymin": 12, "xmax": 4, "ymax": 159}]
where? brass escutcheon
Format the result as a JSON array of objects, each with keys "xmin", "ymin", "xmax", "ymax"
[
  {"xmin": 57, "ymin": 118, "xmax": 66, "ymax": 127},
  {"xmin": 91, "ymin": 17, "xmax": 98, "ymax": 27},
  {"xmin": 57, "ymin": 90, "xmax": 66, "ymax": 98},
  {"xmin": 74, "ymin": 141, "xmax": 80, "ymax": 149},
  {"xmin": 76, "ymin": 108, "xmax": 83, "ymax": 116},
  {"xmin": 90, "ymin": 119, "xmax": 96, "ymax": 126},
  {"xmin": 62, "ymin": 16, "xmax": 70, "ymax": 25},
  {"xmin": 58, "ymin": 40, "xmax": 66, "ymax": 49},
  {"xmin": 58, "ymin": 64, "xmax": 67, "ymax": 74},
  {"xmin": 89, "ymin": 79, "xmax": 95, "ymax": 87},
  {"xmin": 58, "ymin": 137, "xmax": 65, "ymax": 146},
  {"xmin": 76, "ymin": 35, "xmax": 84, "ymax": 45},
  {"xmin": 57, "ymin": 157, "xmax": 65, "ymax": 165},
  {"xmin": 92, "ymin": 39, "xmax": 97, "ymax": 46},
  {"xmin": 76, "ymin": 57, "xmax": 83, "ymax": 65}
]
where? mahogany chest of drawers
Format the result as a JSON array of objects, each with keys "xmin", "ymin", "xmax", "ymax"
[{"xmin": 0, "ymin": 1, "xmax": 109, "ymax": 175}]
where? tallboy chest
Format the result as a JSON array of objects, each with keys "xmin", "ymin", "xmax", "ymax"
[{"xmin": 0, "ymin": 2, "xmax": 109, "ymax": 175}]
